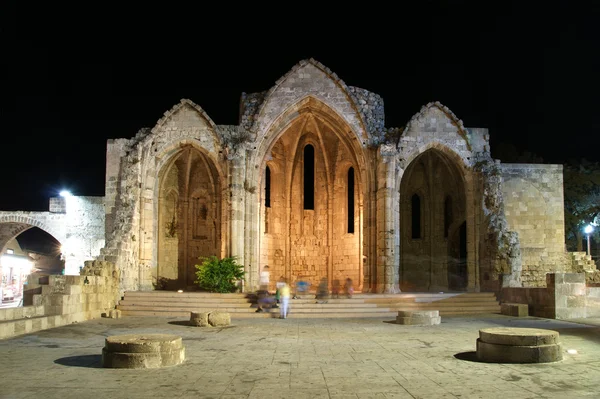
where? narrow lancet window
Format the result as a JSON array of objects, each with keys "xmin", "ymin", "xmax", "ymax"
[
  {"xmin": 347, "ymin": 167, "xmax": 355, "ymax": 233},
  {"xmin": 265, "ymin": 166, "xmax": 271, "ymax": 208},
  {"xmin": 304, "ymin": 145, "xmax": 314, "ymax": 210},
  {"xmin": 411, "ymin": 193, "xmax": 421, "ymax": 239},
  {"xmin": 444, "ymin": 195, "xmax": 452, "ymax": 238}
]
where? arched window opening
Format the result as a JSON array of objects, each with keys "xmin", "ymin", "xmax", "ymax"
[
  {"xmin": 444, "ymin": 195, "xmax": 452, "ymax": 238},
  {"xmin": 304, "ymin": 145, "xmax": 314, "ymax": 210},
  {"xmin": 265, "ymin": 166, "xmax": 271, "ymax": 208},
  {"xmin": 347, "ymin": 167, "xmax": 355, "ymax": 233},
  {"xmin": 411, "ymin": 193, "xmax": 421, "ymax": 239}
]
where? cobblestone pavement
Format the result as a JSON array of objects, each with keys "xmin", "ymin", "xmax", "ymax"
[{"xmin": 1, "ymin": 314, "xmax": 600, "ymax": 398}]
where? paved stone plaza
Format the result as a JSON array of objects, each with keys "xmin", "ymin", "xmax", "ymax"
[{"xmin": 1, "ymin": 314, "xmax": 600, "ymax": 399}]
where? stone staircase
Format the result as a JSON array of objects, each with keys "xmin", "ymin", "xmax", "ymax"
[
  {"xmin": 571, "ymin": 251, "xmax": 597, "ymax": 272},
  {"xmin": 117, "ymin": 291, "xmax": 501, "ymax": 319},
  {"xmin": 570, "ymin": 251, "xmax": 600, "ymax": 285}
]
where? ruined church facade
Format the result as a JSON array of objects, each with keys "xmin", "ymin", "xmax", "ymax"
[{"xmin": 99, "ymin": 59, "xmax": 570, "ymax": 295}]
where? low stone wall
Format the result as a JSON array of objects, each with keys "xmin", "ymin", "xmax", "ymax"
[
  {"xmin": 501, "ymin": 272, "xmax": 589, "ymax": 319},
  {"xmin": 587, "ymin": 287, "xmax": 600, "ymax": 317},
  {"xmin": 500, "ymin": 287, "xmax": 551, "ymax": 318},
  {"xmin": 0, "ymin": 260, "xmax": 119, "ymax": 340}
]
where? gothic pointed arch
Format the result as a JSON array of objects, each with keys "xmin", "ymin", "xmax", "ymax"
[
  {"xmin": 151, "ymin": 98, "xmax": 218, "ymax": 133},
  {"xmin": 399, "ymin": 146, "xmax": 468, "ymax": 292},
  {"xmin": 251, "ymin": 59, "xmax": 370, "ymax": 145},
  {"xmin": 400, "ymin": 101, "xmax": 471, "ymax": 152},
  {"xmin": 253, "ymin": 94, "xmax": 368, "ymax": 293},
  {"xmin": 155, "ymin": 143, "xmax": 224, "ymax": 290}
]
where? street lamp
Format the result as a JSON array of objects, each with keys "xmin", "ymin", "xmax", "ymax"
[{"xmin": 584, "ymin": 225, "xmax": 594, "ymax": 257}]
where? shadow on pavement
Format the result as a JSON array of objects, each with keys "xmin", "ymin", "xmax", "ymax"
[
  {"xmin": 54, "ymin": 354, "xmax": 103, "ymax": 368},
  {"xmin": 453, "ymin": 351, "xmax": 481, "ymax": 362},
  {"xmin": 168, "ymin": 320, "xmax": 193, "ymax": 327}
]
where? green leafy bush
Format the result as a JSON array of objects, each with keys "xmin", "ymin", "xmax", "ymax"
[{"xmin": 194, "ymin": 256, "xmax": 245, "ymax": 293}]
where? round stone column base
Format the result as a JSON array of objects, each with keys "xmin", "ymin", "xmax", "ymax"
[{"xmin": 102, "ymin": 334, "xmax": 185, "ymax": 368}]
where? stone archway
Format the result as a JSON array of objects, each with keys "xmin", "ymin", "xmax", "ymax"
[
  {"xmin": 257, "ymin": 107, "xmax": 364, "ymax": 292},
  {"xmin": 399, "ymin": 149, "xmax": 467, "ymax": 292},
  {"xmin": 156, "ymin": 145, "xmax": 222, "ymax": 290}
]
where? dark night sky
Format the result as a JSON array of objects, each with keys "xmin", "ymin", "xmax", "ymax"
[{"xmin": 2, "ymin": 1, "xmax": 599, "ymax": 212}]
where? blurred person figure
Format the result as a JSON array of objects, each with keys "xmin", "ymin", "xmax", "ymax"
[
  {"xmin": 279, "ymin": 279, "xmax": 291, "ymax": 319},
  {"xmin": 294, "ymin": 275, "xmax": 310, "ymax": 299},
  {"xmin": 316, "ymin": 277, "xmax": 329, "ymax": 304},
  {"xmin": 331, "ymin": 279, "xmax": 341, "ymax": 299},
  {"xmin": 344, "ymin": 277, "xmax": 354, "ymax": 298},
  {"xmin": 275, "ymin": 275, "xmax": 286, "ymax": 304}
]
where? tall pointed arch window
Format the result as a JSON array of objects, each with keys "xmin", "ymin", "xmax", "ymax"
[
  {"xmin": 347, "ymin": 167, "xmax": 355, "ymax": 233},
  {"xmin": 303, "ymin": 145, "xmax": 314, "ymax": 210},
  {"xmin": 411, "ymin": 193, "xmax": 421, "ymax": 239},
  {"xmin": 265, "ymin": 166, "xmax": 271, "ymax": 208},
  {"xmin": 444, "ymin": 195, "xmax": 452, "ymax": 238}
]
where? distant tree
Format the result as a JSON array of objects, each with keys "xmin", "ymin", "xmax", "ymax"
[{"xmin": 563, "ymin": 159, "xmax": 600, "ymax": 252}]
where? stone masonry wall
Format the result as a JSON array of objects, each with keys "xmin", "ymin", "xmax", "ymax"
[
  {"xmin": 61, "ymin": 196, "xmax": 105, "ymax": 275},
  {"xmin": 0, "ymin": 200, "xmax": 103, "ymax": 277},
  {"xmin": 501, "ymin": 164, "xmax": 567, "ymax": 286},
  {"xmin": 251, "ymin": 60, "xmax": 369, "ymax": 145},
  {"xmin": 1, "ymin": 260, "xmax": 119, "ymax": 340},
  {"xmin": 501, "ymin": 272, "xmax": 587, "ymax": 319},
  {"xmin": 105, "ymin": 138, "xmax": 129, "ymax": 237}
]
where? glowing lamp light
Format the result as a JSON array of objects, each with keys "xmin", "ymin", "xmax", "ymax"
[
  {"xmin": 59, "ymin": 190, "xmax": 72, "ymax": 197},
  {"xmin": 177, "ymin": 290, "xmax": 183, "ymax": 293},
  {"xmin": 584, "ymin": 225, "xmax": 595, "ymax": 256}
]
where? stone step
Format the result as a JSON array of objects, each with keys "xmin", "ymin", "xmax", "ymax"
[
  {"xmin": 117, "ymin": 291, "xmax": 501, "ymax": 318},
  {"xmin": 386, "ymin": 302, "xmax": 501, "ymax": 309},
  {"xmin": 123, "ymin": 292, "xmax": 248, "ymax": 299},
  {"xmin": 119, "ymin": 297, "xmax": 251, "ymax": 306},
  {"xmin": 120, "ymin": 297, "xmax": 386, "ymax": 305},
  {"xmin": 119, "ymin": 299, "xmax": 382, "ymax": 308},
  {"xmin": 118, "ymin": 310, "xmax": 395, "ymax": 318},
  {"xmin": 118, "ymin": 304, "xmax": 387, "ymax": 312}
]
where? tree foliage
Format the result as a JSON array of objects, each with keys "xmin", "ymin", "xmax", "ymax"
[
  {"xmin": 563, "ymin": 159, "xmax": 600, "ymax": 251},
  {"xmin": 194, "ymin": 256, "xmax": 245, "ymax": 293}
]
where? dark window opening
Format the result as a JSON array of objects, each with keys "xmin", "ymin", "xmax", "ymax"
[
  {"xmin": 265, "ymin": 166, "xmax": 271, "ymax": 208},
  {"xmin": 444, "ymin": 195, "xmax": 452, "ymax": 238},
  {"xmin": 304, "ymin": 145, "xmax": 314, "ymax": 210},
  {"xmin": 411, "ymin": 194, "xmax": 421, "ymax": 239},
  {"xmin": 347, "ymin": 167, "xmax": 355, "ymax": 233}
]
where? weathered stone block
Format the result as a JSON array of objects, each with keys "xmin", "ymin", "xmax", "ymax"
[
  {"xmin": 477, "ymin": 327, "xmax": 562, "ymax": 363},
  {"xmin": 395, "ymin": 310, "xmax": 440, "ymax": 325},
  {"xmin": 102, "ymin": 334, "xmax": 185, "ymax": 369},
  {"xmin": 0, "ymin": 322, "xmax": 15, "ymax": 339},
  {"xmin": 477, "ymin": 339, "xmax": 562, "ymax": 363},
  {"xmin": 501, "ymin": 303, "xmax": 529, "ymax": 317},
  {"xmin": 566, "ymin": 296, "xmax": 586, "ymax": 308},
  {"xmin": 190, "ymin": 311, "xmax": 209, "ymax": 327},
  {"xmin": 208, "ymin": 311, "xmax": 231, "ymax": 327}
]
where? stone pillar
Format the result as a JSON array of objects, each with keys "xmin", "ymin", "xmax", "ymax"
[
  {"xmin": 376, "ymin": 146, "xmax": 400, "ymax": 293},
  {"xmin": 362, "ymin": 163, "xmax": 375, "ymax": 293},
  {"xmin": 229, "ymin": 154, "xmax": 247, "ymax": 285},
  {"xmin": 244, "ymin": 151, "xmax": 260, "ymax": 293},
  {"xmin": 464, "ymin": 171, "xmax": 480, "ymax": 292}
]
